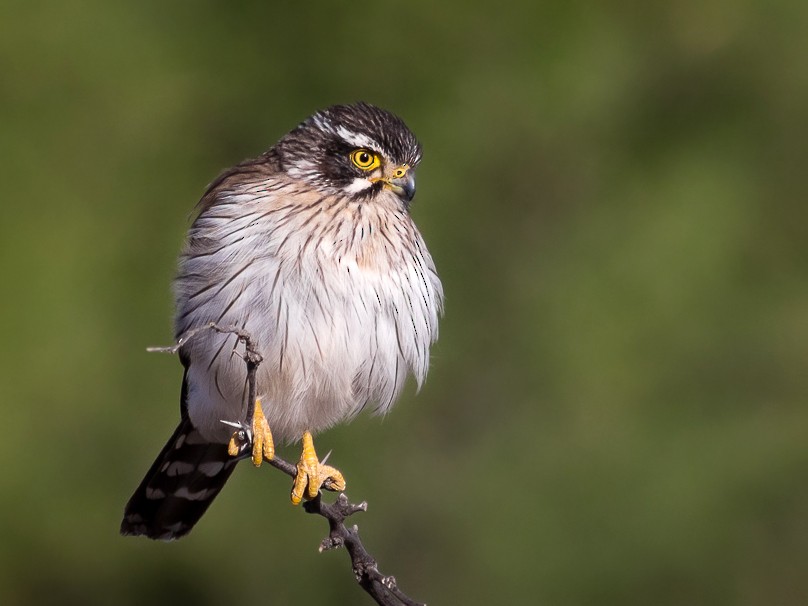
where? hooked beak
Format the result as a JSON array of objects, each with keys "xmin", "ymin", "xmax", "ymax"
[
  {"xmin": 375, "ymin": 167, "xmax": 416, "ymax": 203},
  {"xmin": 389, "ymin": 170, "xmax": 416, "ymax": 203}
]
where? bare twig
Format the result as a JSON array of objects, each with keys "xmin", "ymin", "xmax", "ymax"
[
  {"xmin": 151, "ymin": 322, "xmax": 426, "ymax": 606},
  {"xmin": 304, "ymin": 494, "xmax": 426, "ymax": 606}
]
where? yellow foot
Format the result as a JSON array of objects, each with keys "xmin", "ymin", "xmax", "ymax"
[
  {"xmin": 227, "ymin": 398, "xmax": 274, "ymax": 465},
  {"xmin": 291, "ymin": 431, "xmax": 346, "ymax": 505}
]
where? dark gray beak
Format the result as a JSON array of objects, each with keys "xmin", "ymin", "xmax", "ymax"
[{"xmin": 389, "ymin": 171, "xmax": 416, "ymax": 203}]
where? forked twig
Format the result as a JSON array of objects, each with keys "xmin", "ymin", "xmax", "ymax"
[{"xmin": 150, "ymin": 322, "xmax": 426, "ymax": 606}]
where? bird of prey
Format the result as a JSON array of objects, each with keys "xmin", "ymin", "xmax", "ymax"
[{"xmin": 120, "ymin": 103, "xmax": 444, "ymax": 540}]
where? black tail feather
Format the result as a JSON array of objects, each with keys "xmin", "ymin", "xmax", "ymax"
[{"xmin": 120, "ymin": 418, "xmax": 239, "ymax": 540}]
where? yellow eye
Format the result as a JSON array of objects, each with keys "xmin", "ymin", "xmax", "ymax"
[{"xmin": 350, "ymin": 149, "xmax": 381, "ymax": 171}]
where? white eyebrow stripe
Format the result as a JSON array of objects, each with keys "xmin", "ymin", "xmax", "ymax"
[{"xmin": 335, "ymin": 127, "xmax": 384, "ymax": 154}]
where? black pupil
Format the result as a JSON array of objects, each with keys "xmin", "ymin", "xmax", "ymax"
[{"xmin": 359, "ymin": 152, "xmax": 370, "ymax": 164}]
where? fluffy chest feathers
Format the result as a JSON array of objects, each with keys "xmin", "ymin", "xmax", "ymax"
[{"xmin": 174, "ymin": 180, "xmax": 443, "ymax": 443}]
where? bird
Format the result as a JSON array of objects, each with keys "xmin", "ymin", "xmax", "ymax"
[{"xmin": 120, "ymin": 102, "xmax": 444, "ymax": 540}]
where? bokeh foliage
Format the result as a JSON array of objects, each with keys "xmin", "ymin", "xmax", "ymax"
[{"xmin": 1, "ymin": 1, "xmax": 807, "ymax": 604}]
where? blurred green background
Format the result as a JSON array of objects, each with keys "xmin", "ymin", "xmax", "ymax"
[{"xmin": 2, "ymin": 1, "xmax": 807, "ymax": 604}]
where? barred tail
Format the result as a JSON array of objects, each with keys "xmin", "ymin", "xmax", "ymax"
[{"xmin": 120, "ymin": 418, "xmax": 239, "ymax": 540}]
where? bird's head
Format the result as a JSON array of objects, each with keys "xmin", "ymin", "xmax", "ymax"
[{"xmin": 277, "ymin": 102, "xmax": 422, "ymax": 206}]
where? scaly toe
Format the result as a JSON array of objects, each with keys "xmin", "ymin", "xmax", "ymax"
[
  {"xmin": 251, "ymin": 398, "xmax": 274, "ymax": 466},
  {"xmin": 291, "ymin": 431, "xmax": 346, "ymax": 505},
  {"xmin": 225, "ymin": 398, "xmax": 274, "ymax": 465},
  {"xmin": 319, "ymin": 463, "xmax": 346, "ymax": 493}
]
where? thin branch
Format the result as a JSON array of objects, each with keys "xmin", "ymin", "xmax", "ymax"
[
  {"xmin": 152, "ymin": 322, "xmax": 426, "ymax": 606},
  {"xmin": 304, "ymin": 494, "xmax": 426, "ymax": 606}
]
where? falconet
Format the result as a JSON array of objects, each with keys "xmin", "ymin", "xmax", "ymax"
[{"xmin": 121, "ymin": 103, "xmax": 444, "ymax": 540}]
